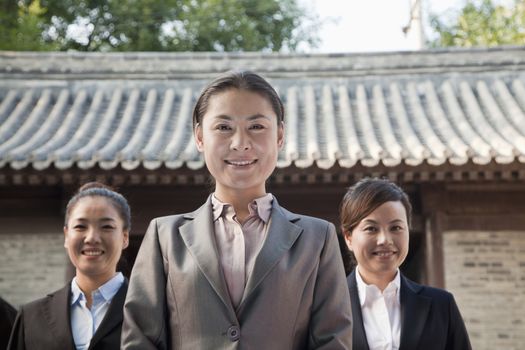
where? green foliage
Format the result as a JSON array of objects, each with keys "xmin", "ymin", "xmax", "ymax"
[
  {"xmin": 429, "ymin": 0, "xmax": 525, "ymax": 47},
  {"xmin": 0, "ymin": 0, "xmax": 319, "ymax": 52},
  {"xmin": 0, "ymin": 0, "xmax": 57, "ymax": 50}
]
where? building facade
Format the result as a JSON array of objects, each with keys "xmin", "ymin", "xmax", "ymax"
[{"xmin": 1, "ymin": 48, "xmax": 524, "ymax": 349}]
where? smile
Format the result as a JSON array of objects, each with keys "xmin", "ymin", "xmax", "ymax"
[
  {"xmin": 372, "ymin": 251, "xmax": 396, "ymax": 257},
  {"xmin": 82, "ymin": 249, "xmax": 104, "ymax": 256},
  {"xmin": 225, "ymin": 160, "xmax": 257, "ymax": 166}
]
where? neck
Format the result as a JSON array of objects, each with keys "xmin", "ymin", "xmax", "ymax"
[
  {"xmin": 214, "ymin": 186, "xmax": 266, "ymax": 223},
  {"xmin": 358, "ymin": 267, "xmax": 397, "ymax": 292},
  {"xmin": 75, "ymin": 271, "xmax": 116, "ymax": 308}
]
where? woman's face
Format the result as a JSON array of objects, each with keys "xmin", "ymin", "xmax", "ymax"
[
  {"xmin": 195, "ymin": 88, "xmax": 284, "ymax": 199},
  {"xmin": 64, "ymin": 196, "xmax": 129, "ymax": 283},
  {"xmin": 345, "ymin": 201, "xmax": 409, "ymax": 284}
]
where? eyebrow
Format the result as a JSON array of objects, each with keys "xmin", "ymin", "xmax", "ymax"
[
  {"xmin": 74, "ymin": 217, "xmax": 117, "ymax": 222},
  {"xmin": 212, "ymin": 113, "xmax": 272, "ymax": 121},
  {"xmin": 362, "ymin": 219, "xmax": 406, "ymax": 224}
]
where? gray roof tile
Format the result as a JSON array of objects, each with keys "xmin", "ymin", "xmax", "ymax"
[{"xmin": 1, "ymin": 49, "xmax": 525, "ymax": 171}]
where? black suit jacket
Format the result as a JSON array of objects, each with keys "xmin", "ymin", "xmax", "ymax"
[
  {"xmin": 8, "ymin": 280, "xmax": 128, "ymax": 350},
  {"xmin": 347, "ymin": 270, "xmax": 472, "ymax": 350},
  {"xmin": 1, "ymin": 296, "xmax": 17, "ymax": 350}
]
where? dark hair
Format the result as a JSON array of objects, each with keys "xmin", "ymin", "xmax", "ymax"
[
  {"xmin": 192, "ymin": 70, "xmax": 284, "ymax": 129},
  {"xmin": 339, "ymin": 178, "xmax": 412, "ymax": 273},
  {"xmin": 64, "ymin": 182, "xmax": 131, "ymax": 231}
]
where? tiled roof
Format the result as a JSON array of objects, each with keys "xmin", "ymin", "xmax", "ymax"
[{"xmin": 1, "ymin": 48, "xmax": 524, "ymax": 171}]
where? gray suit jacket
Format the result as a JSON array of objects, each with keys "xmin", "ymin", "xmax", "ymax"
[{"xmin": 122, "ymin": 196, "xmax": 352, "ymax": 349}]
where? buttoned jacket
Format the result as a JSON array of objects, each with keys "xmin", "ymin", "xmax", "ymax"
[
  {"xmin": 347, "ymin": 270, "xmax": 471, "ymax": 350},
  {"xmin": 8, "ymin": 280, "xmax": 128, "ymax": 350},
  {"xmin": 122, "ymin": 196, "xmax": 353, "ymax": 349}
]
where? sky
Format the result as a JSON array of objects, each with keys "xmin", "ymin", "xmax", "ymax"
[{"xmin": 301, "ymin": 0, "xmax": 513, "ymax": 53}]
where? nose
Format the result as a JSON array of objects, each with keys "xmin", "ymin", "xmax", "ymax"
[
  {"xmin": 231, "ymin": 129, "xmax": 251, "ymax": 151},
  {"xmin": 377, "ymin": 229, "xmax": 393, "ymax": 245},
  {"xmin": 84, "ymin": 227, "xmax": 101, "ymax": 244}
]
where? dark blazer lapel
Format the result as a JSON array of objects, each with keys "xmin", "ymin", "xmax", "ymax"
[
  {"xmin": 88, "ymin": 280, "xmax": 128, "ymax": 348},
  {"xmin": 347, "ymin": 270, "xmax": 370, "ymax": 350},
  {"xmin": 399, "ymin": 274, "xmax": 431, "ymax": 350},
  {"xmin": 179, "ymin": 196, "xmax": 233, "ymax": 312},
  {"xmin": 44, "ymin": 284, "xmax": 76, "ymax": 350},
  {"xmin": 238, "ymin": 200, "xmax": 302, "ymax": 310}
]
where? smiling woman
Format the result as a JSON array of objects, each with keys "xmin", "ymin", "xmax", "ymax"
[
  {"xmin": 8, "ymin": 182, "xmax": 131, "ymax": 350},
  {"xmin": 340, "ymin": 178, "xmax": 472, "ymax": 350},
  {"xmin": 122, "ymin": 70, "xmax": 353, "ymax": 349}
]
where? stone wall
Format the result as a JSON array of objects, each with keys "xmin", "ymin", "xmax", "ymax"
[
  {"xmin": 0, "ymin": 233, "xmax": 68, "ymax": 308},
  {"xmin": 443, "ymin": 230, "xmax": 525, "ymax": 350}
]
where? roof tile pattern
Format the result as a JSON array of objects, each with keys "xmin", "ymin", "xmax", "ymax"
[{"xmin": 1, "ymin": 49, "xmax": 524, "ymax": 171}]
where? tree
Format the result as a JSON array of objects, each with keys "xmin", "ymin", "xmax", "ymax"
[
  {"xmin": 0, "ymin": 0, "xmax": 320, "ymax": 52},
  {"xmin": 429, "ymin": 0, "xmax": 525, "ymax": 47},
  {"xmin": 0, "ymin": 0, "xmax": 57, "ymax": 50}
]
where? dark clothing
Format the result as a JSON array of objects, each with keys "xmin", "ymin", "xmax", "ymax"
[
  {"xmin": 0, "ymin": 297, "xmax": 17, "ymax": 350},
  {"xmin": 348, "ymin": 270, "xmax": 472, "ymax": 350},
  {"xmin": 8, "ymin": 280, "xmax": 127, "ymax": 350}
]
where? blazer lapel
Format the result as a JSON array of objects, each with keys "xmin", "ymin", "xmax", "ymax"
[
  {"xmin": 88, "ymin": 280, "xmax": 128, "ymax": 348},
  {"xmin": 399, "ymin": 274, "xmax": 431, "ymax": 350},
  {"xmin": 238, "ymin": 200, "xmax": 302, "ymax": 310},
  {"xmin": 179, "ymin": 197, "xmax": 233, "ymax": 312},
  {"xmin": 347, "ymin": 270, "xmax": 370, "ymax": 350},
  {"xmin": 43, "ymin": 284, "xmax": 76, "ymax": 350}
]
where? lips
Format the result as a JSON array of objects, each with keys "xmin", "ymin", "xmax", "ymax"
[
  {"xmin": 82, "ymin": 248, "xmax": 104, "ymax": 256},
  {"xmin": 224, "ymin": 159, "xmax": 257, "ymax": 166},
  {"xmin": 372, "ymin": 250, "xmax": 396, "ymax": 257}
]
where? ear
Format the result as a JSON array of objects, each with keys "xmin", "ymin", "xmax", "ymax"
[
  {"xmin": 277, "ymin": 121, "xmax": 284, "ymax": 149},
  {"xmin": 122, "ymin": 230, "xmax": 129, "ymax": 250},
  {"xmin": 343, "ymin": 230, "xmax": 353, "ymax": 251},
  {"xmin": 194, "ymin": 123, "xmax": 204, "ymax": 152},
  {"xmin": 63, "ymin": 226, "xmax": 69, "ymax": 249}
]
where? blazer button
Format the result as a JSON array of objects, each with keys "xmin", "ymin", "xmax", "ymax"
[{"xmin": 227, "ymin": 325, "xmax": 240, "ymax": 341}]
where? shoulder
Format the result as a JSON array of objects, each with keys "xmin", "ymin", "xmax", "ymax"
[
  {"xmin": 18, "ymin": 284, "xmax": 69, "ymax": 319},
  {"xmin": 402, "ymin": 275, "xmax": 455, "ymax": 304},
  {"xmin": 149, "ymin": 199, "xmax": 211, "ymax": 229},
  {"xmin": 278, "ymin": 205, "xmax": 334, "ymax": 230}
]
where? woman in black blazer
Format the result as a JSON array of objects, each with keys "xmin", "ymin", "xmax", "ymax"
[
  {"xmin": 0, "ymin": 296, "xmax": 17, "ymax": 350},
  {"xmin": 339, "ymin": 178, "xmax": 472, "ymax": 350},
  {"xmin": 8, "ymin": 182, "xmax": 131, "ymax": 350}
]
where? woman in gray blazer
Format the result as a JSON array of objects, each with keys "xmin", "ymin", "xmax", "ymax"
[
  {"xmin": 340, "ymin": 178, "xmax": 471, "ymax": 350},
  {"xmin": 122, "ymin": 71, "xmax": 353, "ymax": 349},
  {"xmin": 8, "ymin": 182, "xmax": 131, "ymax": 350}
]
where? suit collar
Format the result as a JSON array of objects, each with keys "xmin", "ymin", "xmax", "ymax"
[
  {"xmin": 399, "ymin": 274, "xmax": 431, "ymax": 350},
  {"xmin": 237, "ymin": 199, "xmax": 302, "ymax": 312},
  {"xmin": 89, "ymin": 280, "xmax": 128, "ymax": 348},
  {"xmin": 180, "ymin": 196, "xmax": 303, "ymax": 316},
  {"xmin": 180, "ymin": 196, "xmax": 235, "ymax": 315},
  {"xmin": 43, "ymin": 284, "xmax": 76, "ymax": 350},
  {"xmin": 347, "ymin": 270, "xmax": 370, "ymax": 350}
]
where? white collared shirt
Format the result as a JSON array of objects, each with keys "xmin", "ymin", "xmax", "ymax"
[
  {"xmin": 70, "ymin": 272, "xmax": 124, "ymax": 350},
  {"xmin": 356, "ymin": 266, "xmax": 401, "ymax": 350}
]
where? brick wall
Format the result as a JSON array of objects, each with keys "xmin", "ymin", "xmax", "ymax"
[
  {"xmin": 443, "ymin": 230, "xmax": 525, "ymax": 350},
  {"xmin": 0, "ymin": 233, "xmax": 68, "ymax": 308}
]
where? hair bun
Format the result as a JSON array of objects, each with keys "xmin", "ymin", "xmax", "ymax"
[{"xmin": 78, "ymin": 181, "xmax": 114, "ymax": 193}]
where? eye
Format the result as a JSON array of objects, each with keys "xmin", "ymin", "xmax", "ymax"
[
  {"xmin": 73, "ymin": 224, "xmax": 86, "ymax": 231},
  {"xmin": 249, "ymin": 124, "xmax": 265, "ymax": 130},
  {"xmin": 391, "ymin": 225, "xmax": 405, "ymax": 232},
  {"xmin": 216, "ymin": 124, "xmax": 232, "ymax": 131},
  {"xmin": 363, "ymin": 226, "xmax": 378, "ymax": 233},
  {"xmin": 102, "ymin": 224, "xmax": 116, "ymax": 230}
]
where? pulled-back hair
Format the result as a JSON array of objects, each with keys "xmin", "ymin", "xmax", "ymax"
[
  {"xmin": 192, "ymin": 70, "xmax": 284, "ymax": 129},
  {"xmin": 65, "ymin": 182, "xmax": 131, "ymax": 230}
]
